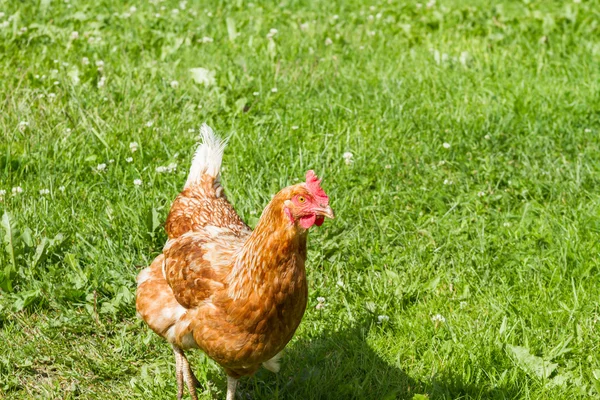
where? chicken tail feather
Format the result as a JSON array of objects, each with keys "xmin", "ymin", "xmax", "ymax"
[{"xmin": 185, "ymin": 123, "xmax": 227, "ymax": 189}]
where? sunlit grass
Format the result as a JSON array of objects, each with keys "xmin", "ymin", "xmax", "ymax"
[{"xmin": 1, "ymin": 0, "xmax": 600, "ymax": 399}]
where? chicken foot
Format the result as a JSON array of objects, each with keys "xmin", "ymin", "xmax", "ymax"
[{"xmin": 172, "ymin": 345, "xmax": 200, "ymax": 400}]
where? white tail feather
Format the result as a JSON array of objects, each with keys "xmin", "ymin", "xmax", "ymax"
[{"xmin": 184, "ymin": 124, "xmax": 227, "ymax": 189}]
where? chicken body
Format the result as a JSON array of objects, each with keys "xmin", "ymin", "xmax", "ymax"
[{"xmin": 136, "ymin": 125, "xmax": 333, "ymax": 399}]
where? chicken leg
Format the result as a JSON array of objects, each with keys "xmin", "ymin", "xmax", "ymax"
[
  {"xmin": 173, "ymin": 346, "xmax": 184, "ymax": 400},
  {"xmin": 172, "ymin": 345, "xmax": 199, "ymax": 400},
  {"xmin": 226, "ymin": 376, "xmax": 238, "ymax": 400}
]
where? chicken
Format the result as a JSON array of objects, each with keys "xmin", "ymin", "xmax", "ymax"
[{"xmin": 135, "ymin": 124, "xmax": 334, "ymax": 400}]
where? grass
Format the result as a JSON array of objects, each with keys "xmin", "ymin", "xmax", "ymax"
[{"xmin": 1, "ymin": 0, "xmax": 600, "ymax": 398}]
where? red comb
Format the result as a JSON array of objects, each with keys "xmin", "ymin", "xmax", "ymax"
[{"xmin": 305, "ymin": 170, "xmax": 329, "ymax": 206}]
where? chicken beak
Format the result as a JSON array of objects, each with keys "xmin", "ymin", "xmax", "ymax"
[{"xmin": 315, "ymin": 205, "xmax": 335, "ymax": 219}]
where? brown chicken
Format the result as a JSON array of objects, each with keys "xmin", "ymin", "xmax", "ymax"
[{"xmin": 135, "ymin": 124, "xmax": 334, "ymax": 400}]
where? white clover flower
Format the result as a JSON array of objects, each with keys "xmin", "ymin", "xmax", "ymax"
[
  {"xmin": 584, "ymin": 128, "xmax": 592, "ymax": 133},
  {"xmin": 315, "ymin": 297, "xmax": 326, "ymax": 310},
  {"xmin": 179, "ymin": 1, "xmax": 187, "ymax": 10},
  {"xmin": 266, "ymin": 28, "xmax": 278, "ymax": 39},
  {"xmin": 459, "ymin": 301, "xmax": 467, "ymax": 308},
  {"xmin": 59, "ymin": 186, "xmax": 65, "ymax": 192},
  {"xmin": 129, "ymin": 142, "xmax": 139, "ymax": 152},
  {"xmin": 0, "ymin": 12, "xmax": 5, "ymax": 18},
  {"xmin": 109, "ymin": 159, "xmax": 115, "ymax": 163},
  {"xmin": 129, "ymin": 5, "xmax": 137, "ymax": 13},
  {"xmin": 82, "ymin": 57, "xmax": 89, "ymax": 65},
  {"xmin": 145, "ymin": 121, "xmax": 153, "ymax": 128},
  {"xmin": 325, "ymin": 37, "xmax": 333, "ymax": 46},
  {"xmin": 343, "ymin": 152, "xmax": 353, "ymax": 165},
  {"xmin": 368, "ymin": 15, "xmax": 374, "ymax": 21},
  {"xmin": 167, "ymin": 163, "xmax": 177, "ymax": 172},
  {"xmin": 484, "ymin": 134, "xmax": 491, "ymax": 140},
  {"xmin": 156, "ymin": 166, "xmax": 167, "ymax": 173},
  {"xmin": 271, "ymin": 87, "xmax": 278, "ymax": 93},
  {"xmin": 503, "ymin": 222, "xmax": 511, "ymax": 227},
  {"xmin": 188, "ymin": 128, "xmax": 195, "ymax": 133},
  {"xmin": 12, "ymin": 186, "xmax": 23, "ymax": 195},
  {"xmin": 96, "ymin": 60, "xmax": 104, "ymax": 71},
  {"xmin": 200, "ymin": 36, "xmax": 213, "ymax": 43},
  {"xmin": 39, "ymin": 189, "xmax": 50, "ymax": 195},
  {"xmin": 426, "ymin": 0, "xmax": 436, "ymax": 8},
  {"xmin": 134, "ymin": 179, "xmax": 142, "ymax": 186},
  {"xmin": 172, "ymin": 8, "xmax": 179, "ymax": 14},
  {"xmin": 367, "ymin": 30, "xmax": 375, "ymax": 37},
  {"xmin": 300, "ymin": 22, "xmax": 309, "ymax": 31},
  {"xmin": 443, "ymin": 142, "xmax": 451, "ymax": 149},
  {"xmin": 189, "ymin": 67, "xmax": 216, "ymax": 86},
  {"xmin": 126, "ymin": 157, "xmax": 133, "ymax": 163},
  {"xmin": 253, "ymin": 91, "xmax": 259, "ymax": 96},
  {"xmin": 459, "ymin": 51, "xmax": 470, "ymax": 66},
  {"xmin": 377, "ymin": 315, "xmax": 389, "ymax": 324},
  {"xmin": 170, "ymin": 80, "xmax": 179, "ymax": 89},
  {"xmin": 332, "ymin": 14, "xmax": 339, "ymax": 20},
  {"xmin": 369, "ymin": 5, "xmax": 376, "ymax": 11},
  {"xmin": 97, "ymin": 76, "xmax": 106, "ymax": 88},
  {"xmin": 477, "ymin": 191, "xmax": 485, "ymax": 197},
  {"xmin": 70, "ymin": 31, "xmax": 79, "ymax": 40},
  {"xmin": 96, "ymin": 163, "xmax": 107, "ymax": 172},
  {"xmin": 431, "ymin": 314, "xmax": 446, "ymax": 323},
  {"xmin": 385, "ymin": 164, "xmax": 391, "ymax": 169},
  {"xmin": 291, "ymin": 126, "xmax": 299, "ymax": 130},
  {"xmin": 443, "ymin": 179, "xmax": 452, "ymax": 185},
  {"xmin": 19, "ymin": 121, "xmax": 29, "ymax": 127}
]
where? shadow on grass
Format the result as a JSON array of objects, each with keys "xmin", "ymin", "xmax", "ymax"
[
  {"xmin": 428, "ymin": 371, "xmax": 524, "ymax": 400},
  {"xmin": 232, "ymin": 320, "xmax": 525, "ymax": 400},
  {"xmin": 237, "ymin": 321, "xmax": 425, "ymax": 400}
]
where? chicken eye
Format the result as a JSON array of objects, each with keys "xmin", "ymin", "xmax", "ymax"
[{"xmin": 298, "ymin": 196, "xmax": 306, "ymax": 203}]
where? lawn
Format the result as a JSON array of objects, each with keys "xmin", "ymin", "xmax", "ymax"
[{"xmin": 1, "ymin": 0, "xmax": 600, "ymax": 398}]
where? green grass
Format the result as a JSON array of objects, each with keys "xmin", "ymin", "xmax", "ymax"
[{"xmin": 1, "ymin": 0, "xmax": 600, "ymax": 398}]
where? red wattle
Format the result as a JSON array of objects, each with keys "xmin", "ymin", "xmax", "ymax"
[{"xmin": 299, "ymin": 214, "xmax": 317, "ymax": 229}]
